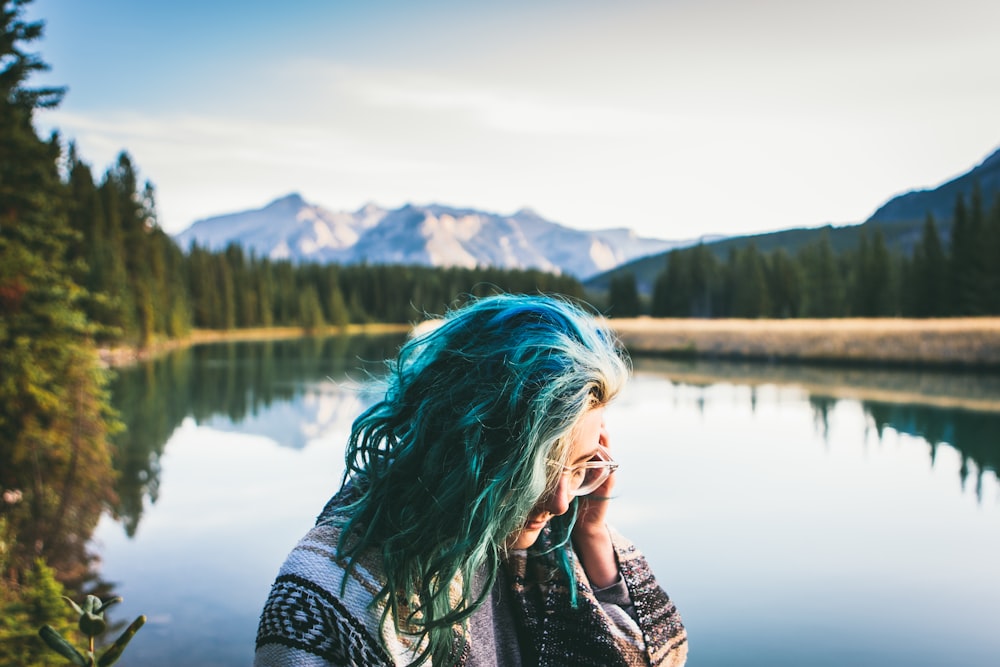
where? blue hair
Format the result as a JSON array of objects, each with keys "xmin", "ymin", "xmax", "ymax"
[{"xmin": 332, "ymin": 293, "xmax": 630, "ymax": 664}]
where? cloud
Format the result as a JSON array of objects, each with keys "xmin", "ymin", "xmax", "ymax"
[
  {"xmin": 40, "ymin": 108, "xmax": 451, "ymax": 231},
  {"xmin": 308, "ymin": 63, "xmax": 669, "ymax": 138},
  {"xmin": 44, "ymin": 107, "xmax": 461, "ymax": 186}
]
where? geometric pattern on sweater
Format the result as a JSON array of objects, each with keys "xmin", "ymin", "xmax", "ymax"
[
  {"xmin": 256, "ymin": 573, "xmax": 393, "ymax": 666},
  {"xmin": 255, "ymin": 521, "xmax": 432, "ymax": 667},
  {"xmin": 507, "ymin": 551, "xmax": 640, "ymax": 666},
  {"xmin": 505, "ymin": 526, "xmax": 687, "ymax": 667},
  {"xmin": 611, "ymin": 529, "xmax": 688, "ymax": 666}
]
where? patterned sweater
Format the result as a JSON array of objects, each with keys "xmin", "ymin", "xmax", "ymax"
[{"xmin": 255, "ymin": 498, "xmax": 687, "ymax": 666}]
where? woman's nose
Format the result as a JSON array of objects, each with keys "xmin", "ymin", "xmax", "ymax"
[{"xmin": 543, "ymin": 474, "xmax": 572, "ymax": 517}]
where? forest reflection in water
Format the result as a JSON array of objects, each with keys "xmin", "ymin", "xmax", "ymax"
[
  {"xmin": 82, "ymin": 337, "xmax": 1000, "ymax": 666},
  {"xmin": 107, "ymin": 334, "xmax": 405, "ymax": 538},
  {"xmin": 109, "ymin": 342, "xmax": 1000, "ymax": 535},
  {"xmin": 631, "ymin": 356, "xmax": 1000, "ymax": 503}
]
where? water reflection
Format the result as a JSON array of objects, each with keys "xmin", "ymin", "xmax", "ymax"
[
  {"xmin": 108, "ymin": 334, "xmax": 405, "ymax": 537},
  {"xmin": 866, "ymin": 401, "xmax": 1000, "ymax": 501},
  {"xmin": 95, "ymin": 338, "xmax": 1000, "ymax": 667},
  {"xmin": 108, "ymin": 345, "xmax": 1000, "ymax": 542},
  {"xmin": 632, "ymin": 357, "xmax": 1000, "ymax": 503}
]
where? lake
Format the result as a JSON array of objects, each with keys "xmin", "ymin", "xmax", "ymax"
[{"xmin": 94, "ymin": 336, "xmax": 1000, "ymax": 666}]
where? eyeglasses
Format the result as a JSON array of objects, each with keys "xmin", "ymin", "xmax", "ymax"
[{"xmin": 558, "ymin": 445, "xmax": 618, "ymax": 497}]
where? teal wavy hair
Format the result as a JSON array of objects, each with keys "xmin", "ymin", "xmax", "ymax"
[{"xmin": 332, "ymin": 293, "xmax": 630, "ymax": 665}]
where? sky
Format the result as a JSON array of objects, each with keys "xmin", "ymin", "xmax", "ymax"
[{"xmin": 25, "ymin": 0, "xmax": 1000, "ymax": 240}]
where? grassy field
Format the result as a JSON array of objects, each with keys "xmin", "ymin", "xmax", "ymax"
[
  {"xmin": 97, "ymin": 323, "xmax": 411, "ymax": 367},
  {"xmin": 611, "ymin": 317, "xmax": 1000, "ymax": 370}
]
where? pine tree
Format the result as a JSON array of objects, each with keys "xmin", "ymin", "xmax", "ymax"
[
  {"xmin": 727, "ymin": 245, "xmax": 771, "ymax": 318},
  {"xmin": 850, "ymin": 230, "xmax": 892, "ymax": 316},
  {"xmin": 688, "ymin": 243, "xmax": 717, "ymax": 317},
  {"xmin": 968, "ymin": 183, "xmax": 988, "ymax": 312},
  {"xmin": 868, "ymin": 229, "xmax": 893, "ymax": 316},
  {"xmin": 798, "ymin": 231, "xmax": 846, "ymax": 317},
  {"xmin": 254, "ymin": 254, "xmax": 275, "ymax": 327},
  {"xmin": 298, "ymin": 285, "xmax": 326, "ymax": 332},
  {"xmin": 320, "ymin": 265, "xmax": 350, "ymax": 329},
  {"xmin": 765, "ymin": 248, "xmax": 802, "ymax": 318},
  {"xmin": 0, "ymin": 0, "xmax": 118, "ymax": 589},
  {"xmin": 608, "ymin": 272, "xmax": 641, "ymax": 317},
  {"xmin": 651, "ymin": 249, "xmax": 692, "ymax": 317},
  {"xmin": 95, "ymin": 173, "xmax": 135, "ymax": 336},
  {"xmin": 948, "ymin": 192, "xmax": 983, "ymax": 315},
  {"xmin": 849, "ymin": 231, "xmax": 871, "ymax": 316},
  {"xmin": 908, "ymin": 214, "xmax": 947, "ymax": 317},
  {"xmin": 984, "ymin": 195, "xmax": 1000, "ymax": 314}
]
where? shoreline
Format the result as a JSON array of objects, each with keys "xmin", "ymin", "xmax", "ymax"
[
  {"xmin": 611, "ymin": 317, "xmax": 1000, "ymax": 371},
  {"xmin": 96, "ymin": 318, "xmax": 1000, "ymax": 413},
  {"xmin": 97, "ymin": 323, "xmax": 411, "ymax": 368},
  {"xmin": 99, "ymin": 317, "xmax": 1000, "ymax": 372}
]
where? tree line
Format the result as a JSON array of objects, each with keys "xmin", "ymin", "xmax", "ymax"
[
  {"xmin": 64, "ymin": 152, "xmax": 586, "ymax": 345},
  {"xmin": 606, "ymin": 186, "xmax": 1000, "ymax": 318},
  {"xmin": 182, "ymin": 243, "xmax": 584, "ymax": 333},
  {"xmin": 56, "ymin": 127, "xmax": 1000, "ymax": 336}
]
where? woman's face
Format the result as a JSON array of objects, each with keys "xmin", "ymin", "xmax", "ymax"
[{"xmin": 508, "ymin": 406, "xmax": 606, "ymax": 550}]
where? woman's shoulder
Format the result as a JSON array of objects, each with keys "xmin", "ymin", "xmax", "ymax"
[
  {"xmin": 279, "ymin": 486, "xmax": 390, "ymax": 597},
  {"xmin": 605, "ymin": 527, "xmax": 688, "ymax": 666},
  {"xmin": 255, "ymin": 518, "xmax": 394, "ymax": 665},
  {"xmin": 315, "ymin": 479, "xmax": 364, "ymax": 525}
]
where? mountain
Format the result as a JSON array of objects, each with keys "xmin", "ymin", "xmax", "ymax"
[
  {"xmin": 173, "ymin": 194, "xmax": 681, "ymax": 280},
  {"xmin": 585, "ymin": 144, "xmax": 1000, "ymax": 296},
  {"xmin": 867, "ymin": 147, "xmax": 1000, "ymax": 225}
]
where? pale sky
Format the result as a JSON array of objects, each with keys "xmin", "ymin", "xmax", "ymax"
[{"xmin": 27, "ymin": 0, "xmax": 1000, "ymax": 239}]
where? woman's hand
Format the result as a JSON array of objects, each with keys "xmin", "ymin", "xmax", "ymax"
[{"xmin": 572, "ymin": 424, "xmax": 619, "ymax": 589}]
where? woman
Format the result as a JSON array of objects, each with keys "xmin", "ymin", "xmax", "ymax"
[{"xmin": 255, "ymin": 294, "xmax": 687, "ymax": 666}]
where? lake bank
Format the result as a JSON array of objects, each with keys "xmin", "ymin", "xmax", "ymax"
[
  {"xmin": 97, "ymin": 324, "xmax": 411, "ymax": 368},
  {"xmin": 99, "ymin": 317, "xmax": 1000, "ymax": 373},
  {"xmin": 612, "ymin": 317, "xmax": 1000, "ymax": 371}
]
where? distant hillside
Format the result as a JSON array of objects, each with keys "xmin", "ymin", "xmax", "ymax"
[
  {"xmin": 868, "ymin": 147, "xmax": 1000, "ymax": 225},
  {"xmin": 586, "ymin": 220, "xmax": 934, "ymax": 296},
  {"xmin": 587, "ymin": 144, "xmax": 1000, "ymax": 296}
]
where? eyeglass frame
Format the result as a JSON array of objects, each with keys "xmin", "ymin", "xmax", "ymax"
[{"xmin": 556, "ymin": 445, "xmax": 619, "ymax": 497}]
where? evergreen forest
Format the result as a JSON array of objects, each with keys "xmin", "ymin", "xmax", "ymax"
[
  {"xmin": 604, "ymin": 190, "xmax": 1000, "ymax": 318},
  {"xmin": 63, "ymin": 150, "xmax": 585, "ymax": 345}
]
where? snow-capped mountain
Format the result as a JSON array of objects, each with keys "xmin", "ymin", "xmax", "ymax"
[{"xmin": 173, "ymin": 194, "xmax": 679, "ymax": 279}]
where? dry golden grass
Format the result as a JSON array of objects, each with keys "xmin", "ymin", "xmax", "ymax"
[
  {"xmin": 610, "ymin": 317, "xmax": 1000, "ymax": 369},
  {"xmin": 98, "ymin": 323, "xmax": 411, "ymax": 367},
  {"xmin": 102, "ymin": 318, "xmax": 1000, "ymax": 371}
]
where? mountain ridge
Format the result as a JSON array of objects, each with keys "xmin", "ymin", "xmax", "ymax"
[
  {"xmin": 174, "ymin": 197, "xmax": 685, "ymax": 280},
  {"xmin": 584, "ymin": 143, "xmax": 1000, "ymax": 296},
  {"xmin": 866, "ymin": 146, "xmax": 1000, "ymax": 225},
  {"xmin": 173, "ymin": 143, "xmax": 1000, "ymax": 290}
]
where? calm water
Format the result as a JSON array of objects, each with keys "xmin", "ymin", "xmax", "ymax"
[{"xmin": 94, "ymin": 337, "xmax": 1000, "ymax": 666}]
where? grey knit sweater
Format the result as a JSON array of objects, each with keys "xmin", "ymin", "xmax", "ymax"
[{"xmin": 254, "ymin": 497, "xmax": 687, "ymax": 666}]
